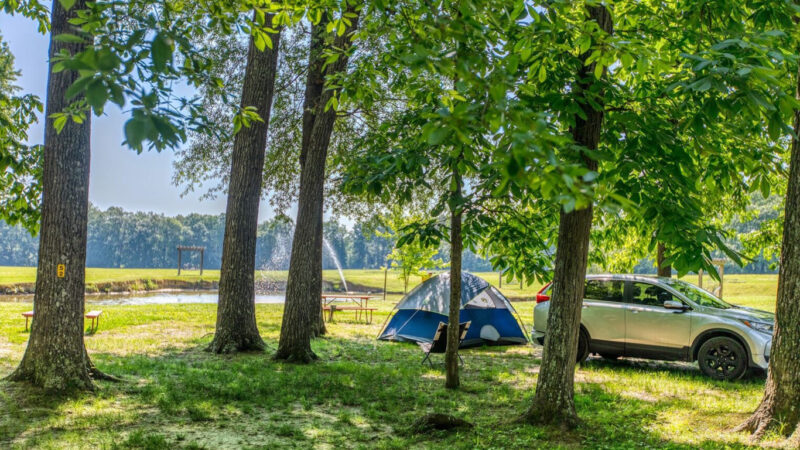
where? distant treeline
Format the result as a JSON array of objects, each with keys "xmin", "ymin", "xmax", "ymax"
[
  {"xmin": 0, "ymin": 206, "xmax": 492, "ymax": 271},
  {"xmin": 0, "ymin": 204, "xmax": 777, "ymax": 273}
]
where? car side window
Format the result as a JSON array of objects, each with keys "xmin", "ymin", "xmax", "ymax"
[
  {"xmin": 628, "ymin": 282, "xmax": 674, "ymax": 307},
  {"xmin": 584, "ymin": 279, "xmax": 625, "ymax": 302}
]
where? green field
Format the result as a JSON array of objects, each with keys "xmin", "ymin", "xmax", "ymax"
[
  {"xmin": 0, "ymin": 267, "xmax": 778, "ymax": 308},
  {"xmin": 0, "ymin": 267, "xmax": 220, "ymax": 284},
  {"xmin": 0, "ymin": 271, "xmax": 784, "ymax": 448}
]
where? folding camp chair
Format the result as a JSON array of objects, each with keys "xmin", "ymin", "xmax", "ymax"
[{"xmin": 419, "ymin": 321, "xmax": 471, "ymax": 367}]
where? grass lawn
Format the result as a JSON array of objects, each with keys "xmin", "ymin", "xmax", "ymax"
[
  {"xmin": 0, "ymin": 290, "xmax": 784, "ymax": 449},
  {"xmin": 0, "ymin": 266, "xmax": 778, "ymax": 305},
  {"xmin": 0, "ymin": 267, "xmax": 220, "ymax": 289}
]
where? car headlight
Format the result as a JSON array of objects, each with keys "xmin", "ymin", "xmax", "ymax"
[{"xmin": 741, "ymin": 320, "xmax": 774, "ymax": 335}]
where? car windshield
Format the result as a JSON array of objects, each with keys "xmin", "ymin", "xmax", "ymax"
[{"xmin": 663, "ymin": 279, "xmax": 732, "ymax": 309}]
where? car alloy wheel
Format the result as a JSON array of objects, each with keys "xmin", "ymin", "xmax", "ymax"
[{"xmin": 698, "ymin": 336, "xmax": 747, "ymax": 381}]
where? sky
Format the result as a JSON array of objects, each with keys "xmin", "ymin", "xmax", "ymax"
[{"xmin": 0, "ymin": 14, "xmax": 279, "ymax": 221}]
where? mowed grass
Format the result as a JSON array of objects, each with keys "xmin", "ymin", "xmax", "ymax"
[
  {"xmin": 0, "ymin": 290, "xmax": 784, "ymax": 449},
  {"xmin": 0, "ymin": 267, "xmax": 220, "ymax": 285},
  {"xmin": 1, "ymin": 266, "xmax": 778, "ymax": 306}
]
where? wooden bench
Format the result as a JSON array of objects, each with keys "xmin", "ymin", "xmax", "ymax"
[
  {"xmin": 323, "ymin": 305, "xmax": 377, "ymax": 324},
  {"xmin": 21, "ymin": 310, "xmax": 103, "ymax": 333}
]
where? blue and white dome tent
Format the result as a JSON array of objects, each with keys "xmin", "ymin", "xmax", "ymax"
[{"xmin": 378, "ymin": 272, "xmax": 529, "ymax": 347}]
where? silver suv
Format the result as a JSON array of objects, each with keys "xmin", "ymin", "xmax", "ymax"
[{"xmin": 532, "ymin": 275, "xmax": 774, "ymax": 380}]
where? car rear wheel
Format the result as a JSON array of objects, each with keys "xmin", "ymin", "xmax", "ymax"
[
  {"xmin": 698, "ymin": 336, "xmax": 748, "ymax": 381},
  {"xmin": 577, "ymin": 330, "xmax": 589, "ymax": 364}
]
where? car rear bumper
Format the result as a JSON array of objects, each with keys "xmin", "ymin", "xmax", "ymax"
[{"xmin": 532, "ymin": 330, "xmax": 545, "ymax": 346}]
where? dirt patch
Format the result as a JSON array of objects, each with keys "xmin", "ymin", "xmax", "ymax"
[
  {"xmin": 88, "ymin": 323, "xmax": 212, "ymax": 356},
  {"xmin": 149, "ymin": 404, "xmax": 394, "ymax": 449},
  {"xmin": 410, "ymin": 413, "xmax": 473, "ymax": 433},
  {"xmin": 0, "ymin": 341, "xmax": 16, "ymax": 361}
]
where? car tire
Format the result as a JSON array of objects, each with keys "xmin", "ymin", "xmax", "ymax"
[
  {"xmin": 599, "ymin": 353, "xmax": 620, "ymax": 360},
  {"xmin": 576, "ymin": 330, "xmax": 590, "ymax": 364},
  {"xmin": 698, "ymin": 336, "xmax": 748, "ymax": 381}
]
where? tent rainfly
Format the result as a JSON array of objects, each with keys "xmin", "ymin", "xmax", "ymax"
[{"xmin": 378, "ymin": 272, "xmax": 529, "ymax": 347}]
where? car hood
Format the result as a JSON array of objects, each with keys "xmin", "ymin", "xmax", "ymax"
[{"xmin": 713, "ymin": 305, "xmax": 774, "ymax": 323}]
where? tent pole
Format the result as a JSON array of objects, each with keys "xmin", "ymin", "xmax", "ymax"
[
  {"xmin": 512, "ymin": 308, "xmax": 531, "ymax": 343},
  {"xmin": 495, "ymin": 287, "xmax": 531, "ymax": 343},
  {"xmin": 376, "ymin": 309, "xmax": 396, "ymax": 339}
]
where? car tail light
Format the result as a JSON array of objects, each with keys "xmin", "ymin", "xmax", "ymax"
[{"xmin": 536, "ymin": 282, "xmax": 552, "ymax": 304}]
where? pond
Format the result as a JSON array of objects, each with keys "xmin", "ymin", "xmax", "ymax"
[{"xmin": 0, "ymin": 291, "xmax": 285, "ymax": 305}]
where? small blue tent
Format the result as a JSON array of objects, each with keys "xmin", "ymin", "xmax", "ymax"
[{"xmin": 378, "ymin": 272, "xmax": 528, "ymax": 347}]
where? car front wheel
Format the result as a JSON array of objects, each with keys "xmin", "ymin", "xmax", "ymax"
[{"xmin": 698, "ymin": 336, "xmax": 748, "ymax": 381}]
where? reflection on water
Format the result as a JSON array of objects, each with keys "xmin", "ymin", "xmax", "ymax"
[{"xmin": 0, "ymin": 291, "xmax": 285, "ymax": 305}]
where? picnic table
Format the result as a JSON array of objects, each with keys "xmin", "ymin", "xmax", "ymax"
[{"xmin": 321, "ymin": 294, "xmax": 377, "ymax": 323}]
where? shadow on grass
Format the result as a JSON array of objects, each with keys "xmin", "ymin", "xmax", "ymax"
[
  {"xmin": 0, "ymin": 378, "xmax": 154, "ymax": 447},
  {"xmin": 1, "ymin": 336, "xmax": 766, "ymax": 449},
  {"xmin": 582, "ymin": 355, "xmax": 767, "ymax": 387}
]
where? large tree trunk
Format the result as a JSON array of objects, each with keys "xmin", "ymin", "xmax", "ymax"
[
  {"xmin": 523, "ymin": 4, "xmax": 612, "ymax": 428},
  {"xmin": 275, "ymin": 8, "xmax": 360, "ymax": 362},
  {"xmin": 445, "ymin": 170, "xmax": 463, "ymax": 389},
  {"xmin": 735, "ymin": 45, "xmax": 800, "ymax": 443},
  {"xmin": 302, "ymin": 17, "xmax": 329, "ymax": 338},
  {"xmin": 207, "ymin": 17, "xmax": 281, "ymax": 354},
  {"xmin": 7, "ymin": 0, "xmax": 95, "ymax": 390},
  {"xmin": 657, "ymin": 242, "xmax": 671, "ymax": 277}
]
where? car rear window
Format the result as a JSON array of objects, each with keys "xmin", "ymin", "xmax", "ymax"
[{"xmin": 584, "ymin": 279, "xmax": 624, "ymax": 302}]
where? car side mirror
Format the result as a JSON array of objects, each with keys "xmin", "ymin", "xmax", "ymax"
[{"xmin": 663, "ymin": 300, "xmax": 687, "ymax": 311}]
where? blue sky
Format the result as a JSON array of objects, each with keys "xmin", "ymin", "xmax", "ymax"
[{"xmin": 0, "ymin": 14, "xmax": 279, "ymax": 221}]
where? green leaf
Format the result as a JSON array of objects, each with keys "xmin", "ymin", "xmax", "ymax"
[
  {"xmin": 64, "ymin": 75, "xmax": 93, "ymax": 100},
  {"xmin": 51, "ymin": 113, "xmax": 68, "ymax": 134},
  {"xmin": 53, "ymin": 33, "xmax": 86, "ymax": 44},
  {"xmin": 58, "ymin": 0, "xmax": 76, "ymax": 11},
  {"xmin": 620, "ymin": 52, "xmax": 633, "ymax": 69},
  {"xmin": 86, "ymin": 80, "xmax": 107, "ymax": 114},
  {"xmin": 96, "ymin": 48, "xmax": 120, "ymax": 71},
  {"xmin": 151, "ymin": 33, "xmax": 173, "ymax": 72},
  {"xmin": 254, "ymin": 31, "xmax": 272, "ymax": 51},
  {"xmin": 124, "ymin": 117, "xmax": 149, "ymax": 151},
  {"xmin": 578, "ymin": 36, "xmax": 591, "ymax": 54},
  {"xmin": 593, "ymin": 62, "xmax": 604, "ymax": 79},
  {"xmin": 760, "ymin": 177, "xmax": 770, "ymax": 199},
  {"xmin": 427, "ymin": 127, "xmax": 449, "ymax": 145}
]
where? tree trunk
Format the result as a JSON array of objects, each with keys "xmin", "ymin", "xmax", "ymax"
[
  {"xmin": 207, "ymin": 17, "xmax": 281, "ymax": 354},
  {"xmin": 735, "ymin": 44, "xmax": 800, "ymax": 443},
  {"xmin": 7, "ymin": 0, "xmax": 95, "ymax": 390},
  {"xmin": 303, "ymin": 17, "xmax": 328, "ymax": 338},
  {"xmin": 275, "ymin": 8, "xmax": 360, "ymax": 362},
  {"xmin": 523, "ymin": 4, "xmax": 612, "ymax": 428},
  {"xmin": 445, "ymin": 172, "xmax": 463, "ymax": 389},
  {"xmin": 657, "ymin": 242, "xmax": 671, "ymax": 277}
]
